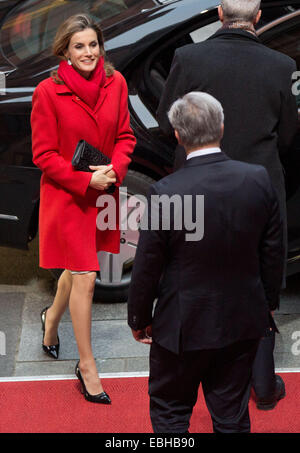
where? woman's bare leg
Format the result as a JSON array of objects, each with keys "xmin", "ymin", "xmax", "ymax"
[
  {"xmin": 69, "ymin": 272, "xmax": 104, "ymax": 395},
  {"xmin": 43, "ymin": 270, "xmax": 72, "ymax": 346}
]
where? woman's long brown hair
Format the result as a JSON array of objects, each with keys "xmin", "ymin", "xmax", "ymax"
[{"xmin": 51, "ymin": 13, "xmax": 114, "ymax": 83}]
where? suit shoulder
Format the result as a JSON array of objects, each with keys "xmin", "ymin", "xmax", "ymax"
[
  {"xmin": 258, "ymin": 43, "xmax": 296, "ymax": 69},
  {"xmin": 230, "ymin": 159, "xmax": 269, "ymax": 178},
  {"xmin": 231, "ymin": 160, "xmax": 274, "ymax": 194},
  {"xmin": 150, "ymin": 169, "xmax": 185, "ymax": 194},
  {"xmin": 175, "ymin": 41, "xmax": 208, "ymax": 60},
  {"xmin": 176, "ymin": 39, "xmax": 295, "ymax": 69}
]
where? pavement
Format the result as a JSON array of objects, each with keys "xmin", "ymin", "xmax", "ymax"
[
  {"xmin": 0, "ymin": 237, "xmax": 300, "ymax": 378},
  {"xmin": 0, "ymin": 282, "xmax": 149, "ymax": 378}
]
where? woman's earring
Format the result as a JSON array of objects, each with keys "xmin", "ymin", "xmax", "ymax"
[{"xmin": 67, "ymin": 58, "xmax": 72, "ymax": 66}]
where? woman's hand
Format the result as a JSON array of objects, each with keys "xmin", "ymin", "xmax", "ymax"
[
  {"xmin": 89, "ymin": 164, "xmax": 116, "ymax": 191},
  {"xmin": 102, "ymin": 167, "xmax": 117, "ymax": 181}
]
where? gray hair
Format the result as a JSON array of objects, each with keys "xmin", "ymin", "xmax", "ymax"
[
  {"xmin": 167, "ymin": 92, "xmax": 224, "ymax": 149},
  {"xmin": 221, "ymin": 0, "xmax": 261, "ymax": 23}
]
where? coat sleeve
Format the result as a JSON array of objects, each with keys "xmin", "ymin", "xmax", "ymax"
[
  {"xmin": 277, "ymin": 59, "xmax": 298, "ymax": 157},
  {"xmin": 259, "ymin": 168, "xmax": 285, "ymax": 311},
  {"xmin": 31, "ymin": 83, "xmax": 92, "ymax": 197},
  {"xmin": 127, "ymin": 185, "xmax": 168, "ymax": 330},
  {"xmin": 110, "ymin": 73, "xmax": 136, "ymax": 185}
]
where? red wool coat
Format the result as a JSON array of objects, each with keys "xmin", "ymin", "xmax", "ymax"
[{"xmin": 31, "ymin": 70, "xmax": 136, "ymax": 271}]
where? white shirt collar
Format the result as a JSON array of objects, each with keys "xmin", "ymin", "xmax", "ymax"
[{"xmin": 186, "ymin": 147, "xmax": 221, "ymax": 160}]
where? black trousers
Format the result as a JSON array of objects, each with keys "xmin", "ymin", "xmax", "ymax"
[
  {"xmin": 149, "ymin": 339, "xmax": 260, "ymax": 433},
  {"xmin": 252, "ymin": 328, "xmax": 276, "ymax": 398}
]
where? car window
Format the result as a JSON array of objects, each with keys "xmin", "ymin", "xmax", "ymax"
[
  {"xmin": 141, "ymin": 17, "xmax": 220, "ymax": 113},
  {"xmin": 190, "ymin": 21, "xmax": 220, "ymax": 43},
  {"xmin": 260, "ymin": 15, "xmax": 300, "ymax": 107},
  {"xmin": 258, "ymin": 4, "xmax": 300, "ymax": 27},
  {"xmin": 0, "ymin": 0, "xmax": 155, "ymax": 66}
]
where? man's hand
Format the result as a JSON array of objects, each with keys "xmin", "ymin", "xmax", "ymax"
[
  {"xmin": 89, "ymin": 164, "xmax": 116, "ymax": 191},
  {"xmin": 131, "ymin": 325, "xmax": 152, "ymax": 345}
]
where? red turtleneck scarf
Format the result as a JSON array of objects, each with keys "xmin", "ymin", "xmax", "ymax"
[{"xmin": 57, "ymin": 56, "xmax": 106, "ymax": 109}]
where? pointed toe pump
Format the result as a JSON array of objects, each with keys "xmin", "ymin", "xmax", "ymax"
[
  {"xmin": 75, "ymin": 361, "xmax": 111, "ymax": 404},
  {"xmin": 41, "ymin": 307, "xmax": 60, "ymax": 360}
]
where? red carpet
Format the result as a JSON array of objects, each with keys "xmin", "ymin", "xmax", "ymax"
[{"xmin": 0, "ymin": 373, "xmax": 299, "ymax": 433}]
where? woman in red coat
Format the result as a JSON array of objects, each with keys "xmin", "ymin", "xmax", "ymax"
[{"xmin": 31, "ymin": 14, "xmax": 136, "ymax": 403}]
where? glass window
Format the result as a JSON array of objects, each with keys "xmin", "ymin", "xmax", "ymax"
[
  {"xmin": 0, "ymin": 0, "xmax": 155, "ymax": 66},
  {"xmin": 190, "ymin": 21, "xmax": 219, "ymax": 43},
  {"xmin": 259, "ymin": 4, "xmax": 300, "ymax": 28}
]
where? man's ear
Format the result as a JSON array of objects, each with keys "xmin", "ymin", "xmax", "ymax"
[
  {"xmin": 254, "ymin": 9, "xmax": 262, "ymax": 26},
  {"xmin": 175, "ymin": 130, "xmax": 181, "ymax": 144},
  {"xmin": 218, "ymin": 5, "xmax": 224, "ymax": 23},
  {"xmin": 220, "ymin": 123, "xmax": 224, "ymax": 140}
]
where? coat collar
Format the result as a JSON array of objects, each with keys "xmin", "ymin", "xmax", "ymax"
[
  {"xmin": 184, "ymin": 150, "xmax": 229, "ymax": 168},
  {"xmin": 208, "ymin": 27, "xmax": 260, "ymax": 43},
  {"xmin": 54, "ymin": 71, "xmax": 115, "ymax": 117}
]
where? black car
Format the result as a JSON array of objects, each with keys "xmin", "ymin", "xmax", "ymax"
[{"xmin": 0, "ymin": 0, "xmax": 299, "ymax": 302}]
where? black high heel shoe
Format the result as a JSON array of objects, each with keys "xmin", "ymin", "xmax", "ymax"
[
  {"xmin": 41, "ymin": 307, "xmax": 60, "ymax": 360},
  {"xmin": 75, "ymin": 361, "xmax": 111, "ymax": 404}
]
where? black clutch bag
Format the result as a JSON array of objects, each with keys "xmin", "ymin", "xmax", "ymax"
[{"xmin": 72, "ymin": 140, "xmax": 115, "ymax": 193}]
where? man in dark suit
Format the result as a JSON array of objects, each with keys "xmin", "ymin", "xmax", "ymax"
[
  {"xmin": 128, "ymin": 92, "xmax": 284, "ymax": 433},
  {"xmin": 156, "ymin": 0, "xmax": 298, "ymax": 410}
]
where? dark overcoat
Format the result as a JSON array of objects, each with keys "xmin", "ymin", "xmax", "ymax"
[{"xmin": 157, "ymin": 28, "xmax": 298, "ymax": 248}]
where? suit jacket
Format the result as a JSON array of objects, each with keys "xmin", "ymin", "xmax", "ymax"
[
  {"xmin": 157, "ymin": 29, "xmax": 298, "ymax": 227},
  {"xmin": 127, "ymin": 152, "xmax": 284, "ymax": 354}
]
